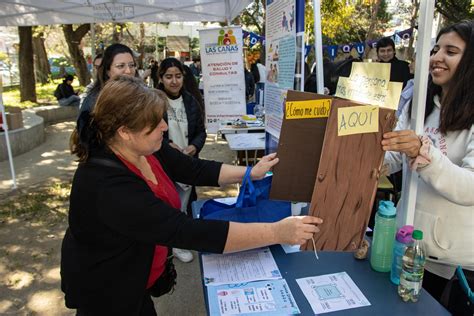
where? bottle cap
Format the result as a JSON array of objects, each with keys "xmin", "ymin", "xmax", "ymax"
[
  {"xmin": 378, "ymin": 200, "xmax": 396, "ymax": 216},
  {"xmin": 396, "ymin": 225, "xmax": 414, "ymax": 243},
  {"xmin": 413, "ymin": 230, "xmax": 423, "ymax": 240}
]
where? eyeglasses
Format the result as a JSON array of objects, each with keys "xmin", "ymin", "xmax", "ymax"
[
  {"xmin": 456, "ymin": 266, "xmax": 474, "ymax": 303},
  {"xmin": 114, "ymin": 62, "xmax": 136, "ymax": 70}
]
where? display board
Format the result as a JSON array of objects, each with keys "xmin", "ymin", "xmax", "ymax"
[
  {"xmin": 303, "ymin": 99, "xmax": 396, "ymax": 251},
  {"xmin": 270, "ymin": 90, "xmax": 330, "ymax": 202}
]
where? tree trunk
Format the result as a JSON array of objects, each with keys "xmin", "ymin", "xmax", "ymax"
[
  {"xmin": 18, "ymin": 26, "xmax": 37, "ymax": 102},
  {"xmin": 62, "ymin": 24, "xmax": 91, "ymax": 86},
  {"xmin": 137, "ymin": 23, "xmax": 145, "ymax": 68},
  {"xmin": 32, "ymin": 31, "xmax": 51, "ymax": 85},
  {"xmin": 407, "ymin": 0, "xmax": 420, "ymax": 60}
]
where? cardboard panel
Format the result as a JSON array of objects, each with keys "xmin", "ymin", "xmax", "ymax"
[
  {"xmin": 270, "ymin": 90, "xmax": 330, "ymax": 202},
  {"xmin": 303, "ymin": 99, "xmax": 396, "ymax": 251}
]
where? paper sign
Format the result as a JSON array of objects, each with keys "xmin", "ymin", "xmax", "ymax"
[
  {"xmin": 349, "ymin": 62, "xmax": 390, "ymax": 86},
  {"xmin": 285, "ymin": 99, "xmax": 331, "ymax": 119},
  {"xmin": 338, "ymin": 106, "xmax": 379, "ymax": 136},
  {"xmin": 335, "ymin": 77, "xmax": 402, "ymax": 110}
]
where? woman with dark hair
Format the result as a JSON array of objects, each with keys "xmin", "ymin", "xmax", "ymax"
[
  {"xmin": 79, "ymin": 43, "xmax": 138, "ymax": 116},
  {"xmin": 158, "ymin": 57, "xmax": 207, "ymax": 263},
  {"xmin": 382, "ymin": 20, "xmax": 474, "ymax": 312},
  {"xmin": 62, "ymin": 75, "xmax": 323, "ymax": 315}
]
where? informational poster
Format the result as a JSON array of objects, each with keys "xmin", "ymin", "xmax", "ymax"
[
  {"xmin": 207, "ymin": 279, "xmax": 300, "ymax": 315},
  {"xmin": 264, "ymin": 0, "xmax": 296, "ymax": 138},
  {"xmin": 296, "ymin": 272, "xmax": 370, "ymax": 314},
  {"xmin": 199, "ymin": 26, "xmax": 246, "ymax": 133}
]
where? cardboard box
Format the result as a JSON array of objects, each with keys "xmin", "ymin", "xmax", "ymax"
[{"xmin": 6, "ymin": 107, "xmax": 24, "ymax": 130}]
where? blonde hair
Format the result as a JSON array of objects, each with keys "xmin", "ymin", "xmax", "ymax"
[{"xmin": 71, "ymin": 76, "xmax": 168, "ymax": 162}]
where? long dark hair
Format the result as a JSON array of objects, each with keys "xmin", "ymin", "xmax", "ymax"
[
  {"xmin": 157, "ymin": 57, "xmax": 185, "ymax": 95},
  {"xmin": 91, "ymin": 43, "xmax": 137, "ymax": 93},
  {"xmin": 435, "ymin": 20, "xmax": 474, "ymax": 133},
  {"xmin": 182, "ymin": 64, "xmax": 205, "ymax": 115}
]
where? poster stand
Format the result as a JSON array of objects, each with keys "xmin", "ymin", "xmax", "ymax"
[{"xmin": 0, "ymin": 77, "xmax": 17, "ymax": 189}]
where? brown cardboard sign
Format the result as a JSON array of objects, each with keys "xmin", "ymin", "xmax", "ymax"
[
  {"xmin": 303, "ymin": 98, "xmax": 395, "ymax": 251},
  {"xmin": 270, "ymin": 90, "xmax": 331, "ymax": 202}
]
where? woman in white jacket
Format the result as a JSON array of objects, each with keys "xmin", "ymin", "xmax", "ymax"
[{"xmin": 382, "ymin": 20, "xmax": 474, "ymax": 305}]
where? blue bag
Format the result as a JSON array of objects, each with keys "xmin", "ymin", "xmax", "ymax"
[{"xmin": 201, "ymin": 167, "xmax": 291, "ymax": 223}]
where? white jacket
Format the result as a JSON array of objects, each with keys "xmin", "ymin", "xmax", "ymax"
[{"xmin": 385, "ymin": 94, "xmax": 474, "ymax": 279}]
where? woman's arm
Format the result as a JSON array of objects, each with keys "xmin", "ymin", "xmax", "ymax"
[
  {"xmin": 218, "ymin": 153, "xmax": 279, "ymax": 185},
  {"xmin": 223, "ymin": 216, "xmax": 323, "ymax": 253}
]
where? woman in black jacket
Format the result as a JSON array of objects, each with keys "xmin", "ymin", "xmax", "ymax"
[{"xmin": 62, "ymin": 75, "xmax": 322, "ymax": 315}]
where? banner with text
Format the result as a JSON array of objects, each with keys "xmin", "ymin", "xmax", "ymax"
[
  {"xmin": 265, "ymin": 0, "xmax": 297, "ymax": 139},
  {"xmin": 199, "ymin": 26, "xmax": 246, "ymax": 133}
]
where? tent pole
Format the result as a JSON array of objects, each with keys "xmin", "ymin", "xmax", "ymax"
[
  {"xmin": 295, "ymin": 0, "xmax": 305, "ymax": 91},
  {"xmin": 225, "ymin": 0, "xmax": 231, "ymax": 25},
  {"xmin": 0, "ymin": 77, "xmax": 17, "ymax": 189},
  {"xmin": 313, "ymin": 0, "xmax": 324, "ymax": 94},
  {"xmin": 398, "ymin": 0, "xmax": 435, "ymax": 227},
  {"xmin": 90, "ymin": 23, "xmax": 95, "ymax": 58}
]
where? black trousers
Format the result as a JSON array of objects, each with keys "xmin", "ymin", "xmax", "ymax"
[
  {"xmin": 76, "ymin": 293, "xmax": 157, "ymax": 316},
  {"xmin": 423, "ymin": 269, "xmax": 449, "ymax": 301}
]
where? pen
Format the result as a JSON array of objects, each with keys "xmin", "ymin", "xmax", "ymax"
[{"xmin": 311, "ymin": 236, "xmax": 319, "ymax": 260}]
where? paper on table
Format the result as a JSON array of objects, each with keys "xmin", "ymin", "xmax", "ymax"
[
  {"xmin": 207, "ymin": 279, "xmax": 300, "ymax": 315},
  {"xmin": 296, "ymin": 272, "xmax": 371, "ymax": 314},
  {"xmin": 213, "ymin": 197, "xmax": 237, "ymax": 205},
  {"xmin": 202, "ymin": 247, "xmax": 282, "ymax": 286},
  {"xmin": 280, "ymin": 244, "xmax": 301, "ymax": 254}
]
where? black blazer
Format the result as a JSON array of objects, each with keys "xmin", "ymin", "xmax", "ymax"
[
  {"xmin": 388, "ymin": 57, "xmax": 411, "ymax": 88},
  {"xmin": 163, "ymin": 90, "xmax": 207, "ymax": 155},
  {"xmin": 60, "ymin": 142, "xmax": 228, "ymax": 315}
]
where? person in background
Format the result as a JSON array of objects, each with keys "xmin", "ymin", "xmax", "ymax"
[
  {"xmin": 54, "ymin": 74, "xmax": 80, "ymax": 107},
  {"xmin": 158, "ymin": 58, "xmax": 207, "ymax": 263},
  {"xmin": 79, "ymin": 43, "xmax": 137, "ymax": 117},
  {"xmin": 255, "ymin": 59, "xmax": 266, "ymax": 104},
  {"xmin": 63, "ymin": 75, "xmax": 324, "ymax": 315},
  {"xmin": 244, "ymin": 65, "xmax": 255, "ymax": 102},
  {"xmin": 83, "ymin": 54, "xmax": 103, "ymax": 95},
  {"xmin": 150, "ymin": 60, "xmax": 159, "ymax": 88},
  {"xmin": 189, "ymin": 57, "xmax": 201, "ymax": 79},
  {"xmin": 382, "ymin": 20, "xmax": 474, "ymax": 314},
  {"xmin": 376, "ymin": 37, "xmax": 411, "ymax": 88}
]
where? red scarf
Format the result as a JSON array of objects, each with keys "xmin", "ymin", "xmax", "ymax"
[{"xmin": 118, "ymin": 154, "xmax": 181, "ymax": 289}]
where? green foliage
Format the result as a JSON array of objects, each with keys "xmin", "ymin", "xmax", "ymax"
[
  {"xmin": 435, "ymin": 0, "xmax": 474, "ymax": 24},
  {"xmin": 305, "ymin": 0, "xmax": 392, "ymax": 45},
  {"xmin": 235, "ymin": 0, "xmax": 265, "ymax": 34},
  {"xmin": 2, "ymin": 79, "xmax": 81, "ymax": 108}
]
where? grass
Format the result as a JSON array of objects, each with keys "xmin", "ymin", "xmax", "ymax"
[
  {"xmin": 2, "ymin": 80, "xmax": 82, "ymax": 110},
  {"xmin": 0, "ymin": 181, "xmax": 71, "ymax": 223}
]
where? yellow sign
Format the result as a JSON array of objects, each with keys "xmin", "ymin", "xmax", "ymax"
[
  {"xmin": 338, "ymin": 105, "xmax": 379, "ymax": 136},
  {"xmin": 285, "ymin": 99, "xmax": 331, "ymax": 119},
  {"xmin": 335, "ymin": 62, "xmax": 403, "ymax": 110},
  {"xmin": 335, "ymin": 77, "xmax": 402, "ymax": 110}
]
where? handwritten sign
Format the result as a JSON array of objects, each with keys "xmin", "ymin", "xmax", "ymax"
[
  {"xmin": 335, "ymin": 62, "xmax": 402, "ymax": 110},
  {"xmin": 338, "ymin": 105, "xmax": 379, "ymax": 136},
  {"xmin": 285, "ymin": 99, "xmax": 331, "ymax": 119},
  {"xmin": 336, "ymin": 77, "xmax": 402, "ymax": 110}
]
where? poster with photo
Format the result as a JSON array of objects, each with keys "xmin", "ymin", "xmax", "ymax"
[
  {"xmin": 264, "ymin": 0, "xmax": 296, "ymax": 138},
  {"xmin": 199, "ymin": 26, "xmax": 246, "ymax": 133}
]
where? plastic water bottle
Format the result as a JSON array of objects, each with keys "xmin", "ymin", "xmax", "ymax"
[
  {"xmin": 370, "ymin": 200, "xmax": 397, "ymax": 272},
  {"xmin": 390, "ymin": 225, "xmax": 414, "ymax": 285},
  {"xmin": 398, "ymin": 230, "xmax": 426, "ymax": 302}
]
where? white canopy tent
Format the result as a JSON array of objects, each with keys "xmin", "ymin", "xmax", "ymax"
[
  {"xmin": 0, "ymin": 0, "xmax": 252, "ymax": 190},
  {"xmin": 0, "ymin": 0, "xmax": 252, "ymax": 25}
]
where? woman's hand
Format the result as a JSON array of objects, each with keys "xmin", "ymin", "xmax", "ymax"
[
  {"xmin": 183, "ymin": 145, "xmax": 197, "ymax": 156},
  {"xmin": 169, "ymin": 142, "xmax": 183, "ymax": 152},
  {"xmin": 274, "ymin": 216, "xmax": 323, "ymax": 245},
  {"xmin": 250, "ymin": 153, "xmax": 279, "ymax": 180},
  {"xmin": 381, "ymin": 130, "xmax": 421, "ymax": 158}
]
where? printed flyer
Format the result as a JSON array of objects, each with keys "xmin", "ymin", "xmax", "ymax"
[{"xmin": 208, "ymin": 279, "xmax": 300, "ymax": 315}]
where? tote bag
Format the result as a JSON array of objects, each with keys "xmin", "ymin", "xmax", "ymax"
[{"xmin": 201, "ymin": 167, "xmax": 291, "ymax": 223}]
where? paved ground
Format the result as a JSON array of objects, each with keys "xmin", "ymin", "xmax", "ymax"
[{"xmin": 0, "ymin": 120, "xmax": 237, "ymax": 315}]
